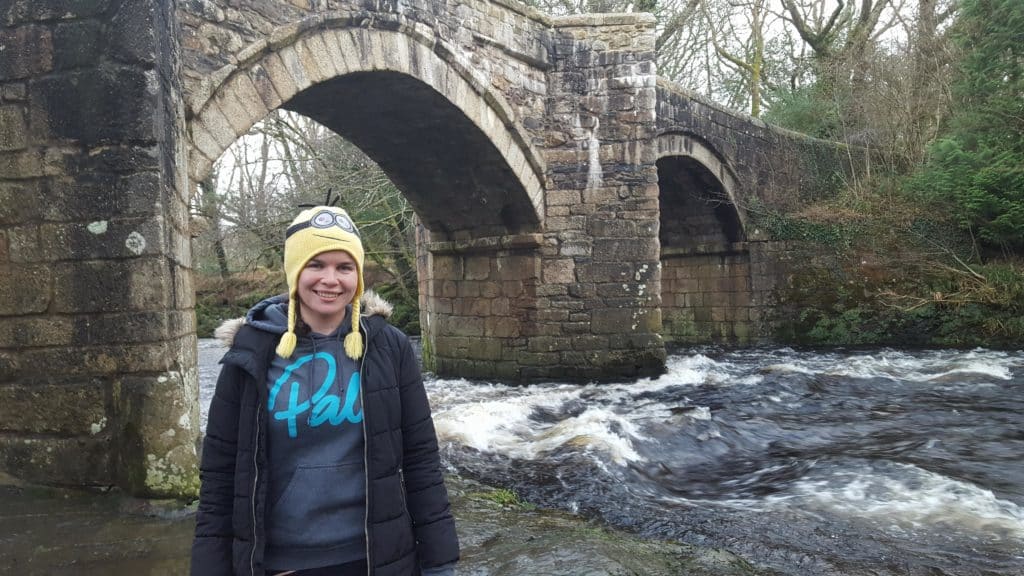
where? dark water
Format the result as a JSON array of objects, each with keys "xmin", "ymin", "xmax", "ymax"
[{"xmin": 200, "ymin": 342, "xmax": 1024, "ymax": 575}]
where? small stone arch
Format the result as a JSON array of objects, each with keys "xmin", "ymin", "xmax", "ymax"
[
  {"xmin": 184, "ymin": 17, "xmax": 546, "ymax": 234},
  {"xmin": 654, "ymin": 131, "xmax": 747, "ymax": 239},
  {"xmin": 654, "ymin": 131, "xmax": 755, "ymax": 346}
]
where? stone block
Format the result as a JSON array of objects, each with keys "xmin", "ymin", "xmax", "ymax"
[
  {"xmin": 261, "ymin": 51, "xmax": 299, "ymax": 104},
  {"xmin": 0, "ymin": 26, "xmax": 53, "ymax": 79},
  {"xmin": 706, "ymin": 290, "xmax": 732, "ymax": 307},
  {"xmin": 464, "ymin": 256, "xmax": 492, "ymax": 281},
  {"xmin": 457, "ymin": 281, "xmax": 481, "ymax": 298},
  {"xmin": 463, "ymin": 337, "xmax": 504, "ymax": 361},
  {"xmin": 542, "ymin": 258, "xmax": 575, "ymax": 284},
  {"xmin": 587, "ymin": 218, "xmax": 636, "ymax": 238},
  {"xmin": 248, "ymin": 63, "xmax": 283, "ymax": 111},
  {"xmin": 592, "ymin": 238, "xmax": 658, "ymax": 262},
  {"xmin": 431, "ymin": 255, "xmax": 463, "ymax": 280},
  {"xmin": 0, "ymin": 264, "xmax": 51, "ymax": 314},
  {"xmin": 536, "ymin": 308, "xmax": 569, "ymax": 322},
  {"xmin": 596, "ymin": 282, "xmax": 634, "ymax": 298},
  {"xmin": 490, "ymin": 297, "xmax": 510, "ymax": 315},
  {"xmin": 711, "ymin": 307, "xmax": 728, "ymax": 322},
  {"xmin": 459, "ymin": 297, "xmax": 488, "ymax": 316},
  {"xmin": 0, "ymin": 181, "xmax": 40, "ymax": 224},
  {"xmin": 0, "ymin": 316, "xmax": 73, "ymax": 347},
  {"xmin": 527, "ymin": 335, "xmax": 573, "ymax": 353},
  {"xmin": 9, "ymin": 340, "xmax": 176, "ymax": 380},
  {"xmin": 114, "ymin": 371, "xmax": 200, "ymax": 498},
  {"xmin": 0, "ymin": 105, "xmax": 28, "ymax": 151},
  {"xmin": 732, "ymin": 290, "xmax": 752, "ymax": 307},
  {"xmin": 517, "ymin": 351, "xmax": 559, "ymax": 366},
  {"xmin": 32, "ymin": 66, "xmax": 160, "ymax": 144},
  {"xmin": 0, "ymin": 434, "xmax": 113, "ymax": 487},
  {"xmin": 51, "ymin": 258, "xmax": 168, "ymax": 314},
  {"xmin": 576, "ymin": 262, "xmax": 631, "ymax": 283},
  {"xmin": 571, "ymin": 334, "xmax": 607, "ymax": 350},
  {"xmin": 484, "ymin": 316, "xmax": 520, "ymax": 338},
  {"xmin": 70, "ymin": 311, "xmax": 171, "ymax": 346},
  {"xmin": 168, "ymin": 310, "xmax": 195, "ymax": 338},
  {"xmin": 479, "ymin": 282, "xmax": 501, "ymax": 298},
  {"xmin": 108, "ymin": 0, "xmax": 158, "ymax": 64},
  {"xmin": 302, "ymin": 33, "xmax": 338, "ymax": 79},
  {"xmin": 544, "ymin": 215, "xmax": 586, "ymax": 233},
  {"xmin": 0, "ymin": 380, "xmax": 107, "ymax": 435},
  {"xmin": 0, "ymin": 148, "xmax": 44, "ymax": 178},
  {"xmin": 733, "ymin": 322, "xmax": 752, "ymax": 342},
  {"xmin": 591, "ymin": 308, "xmax": 643, "ymax": 334},
  {"xmin": 4, "ymin": 0, "xmax": 110, "ymax": 24},
  {"xmin": 535, "ymin": 283, "xmax": 567, "ymax": 297},
  {"xmin": 215, "ymin": 71, "xmax": 268, "ymax": 136},
  {"xmin": 278, "ymin": 43, "xmax": 313, "ymax": 91},
  {"xmin": 429, "ymin": 298, "xmax": 453, "ymax": 315},
  {"xmin": 447, "ymin": 316, "xmax": 484, "ymax": 337},
  {"xmin": 546, "ymin": 189, "xmax": 580, "ymax": 206}
]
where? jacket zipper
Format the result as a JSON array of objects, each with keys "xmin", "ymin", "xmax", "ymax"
[
  {"xmin": 250, "ymin": 400, "xmax": 261, "ymax": 576},
  {"xmin": 361, "ymin": 318, "xmax": 372, "ymax": 576}
]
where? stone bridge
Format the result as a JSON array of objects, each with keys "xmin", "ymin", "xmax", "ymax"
[{"xmin": 0, "ymin": 0, "xmax": 856, "ymax": 496}]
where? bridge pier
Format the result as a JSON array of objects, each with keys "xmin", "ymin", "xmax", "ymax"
[
  {"xmin": 0, "ymin": 1, "xmax": 200, "ymax": 497},
  {"xmin": 531, "ymin": 14, "xmax": 667, "ymax": 381}
]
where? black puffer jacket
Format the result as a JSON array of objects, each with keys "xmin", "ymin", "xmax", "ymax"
[{"xmin": 191, "ymin": 293, "xmax": 459, "ymax": 576}]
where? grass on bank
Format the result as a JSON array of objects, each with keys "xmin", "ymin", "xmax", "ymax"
[{"xmin": 751, "ymin": 175, "xmax": 1024, "ymax": 348}]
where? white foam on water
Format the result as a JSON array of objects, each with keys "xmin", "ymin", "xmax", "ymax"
[
  {"xmin": 427, "ymin": 356, "xmax": 741, "ymax": 465},
  {"xmin": 766, "ymin": 348, "xmax": 1019, "ymax": 383},
  {"xmin": 433, "ymin": 394, "xmax": 645, "ymax": 464},
  {"xmin": 789, "ymin": 463, "xmax": 1024, "ymax": 539}
]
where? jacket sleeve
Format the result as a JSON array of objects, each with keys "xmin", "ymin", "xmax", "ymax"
[
  {"xmin": 190, "ymin": 361, "xmax": 245, "ymax": 576},
  {"xmin": 396, "ymin": 331, "xmax": 460, "ymax": 569}
]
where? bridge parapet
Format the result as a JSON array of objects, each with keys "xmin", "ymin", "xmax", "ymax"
[{"xmin": 656, "ymin": 79, "xmax": 862, "ymax": 215}]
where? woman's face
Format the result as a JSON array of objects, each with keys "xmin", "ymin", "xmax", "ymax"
[{"xmin": 296, "ymin": 250, "xmax": 359, "ymax": 334}]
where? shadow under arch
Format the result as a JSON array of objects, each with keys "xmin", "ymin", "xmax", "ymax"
[{"xmin": 185, "ymin": 21, "xmax": 546, "ymax": 238}]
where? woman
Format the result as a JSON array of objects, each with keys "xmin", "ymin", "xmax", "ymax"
[{"xmin": 191, "ymin": 204, "xmax": 459, "ymax": 576}]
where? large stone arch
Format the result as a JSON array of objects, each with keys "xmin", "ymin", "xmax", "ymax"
[
  {"xmin": 183, "ymin": 20, "xmax": 558, "ymax": 381},
  {"xmin": 185, "ymin": 21, "xmax": 546, "ymax": 236},
  {"xmin": 654, "ymin": 132, "xmax": 755, "ymax": 345}
]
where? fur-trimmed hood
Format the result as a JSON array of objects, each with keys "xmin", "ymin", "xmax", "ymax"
[{"xmin": 214, "ymin": 289, "xmax": 394, "ymax": 347}]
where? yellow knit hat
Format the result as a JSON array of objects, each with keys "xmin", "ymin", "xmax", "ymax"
[{"xmin": 276, "ymin": 205, "xmax": 365, "ymax": 360}]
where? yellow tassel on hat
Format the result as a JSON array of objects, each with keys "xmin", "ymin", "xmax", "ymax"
[
  {"xmin": 276, "ymin": 289, "xmax": 301, "ymax": 358},
  {"xmin": 343, "ymin": 298, "xmax": 363, "ymax": 359},
  {"xmin": 276, "ymin": 331, "xmax": 298, "ymax": 358}
]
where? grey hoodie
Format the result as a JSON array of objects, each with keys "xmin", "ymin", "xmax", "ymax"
[{"xmin": 245, "ymin": 294, "xmax": 366, "ymax": 571}]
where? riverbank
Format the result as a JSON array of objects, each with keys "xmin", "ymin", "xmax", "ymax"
[{"xmin": 0, "ymin": 473, "xmax": 765, "ymax": 575}]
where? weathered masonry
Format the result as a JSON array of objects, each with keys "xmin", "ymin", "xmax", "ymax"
[{"xmin": 0, "ymin": 0, "xmax": 856, "ymax": 496}]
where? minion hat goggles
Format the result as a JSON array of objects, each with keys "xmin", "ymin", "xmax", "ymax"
[{"xmin": 276, "ymin": 206, "xmax": 365, "ymax": 360}]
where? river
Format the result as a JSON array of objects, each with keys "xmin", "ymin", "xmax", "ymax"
[{"xmin": 199, "ymin": 341, "xmax": 1024, "ymax": 576}]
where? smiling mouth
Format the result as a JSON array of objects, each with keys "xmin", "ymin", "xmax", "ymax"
[{"xmin": 313, "ymin": 290, "xmax": 342, "ymax": 299}]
